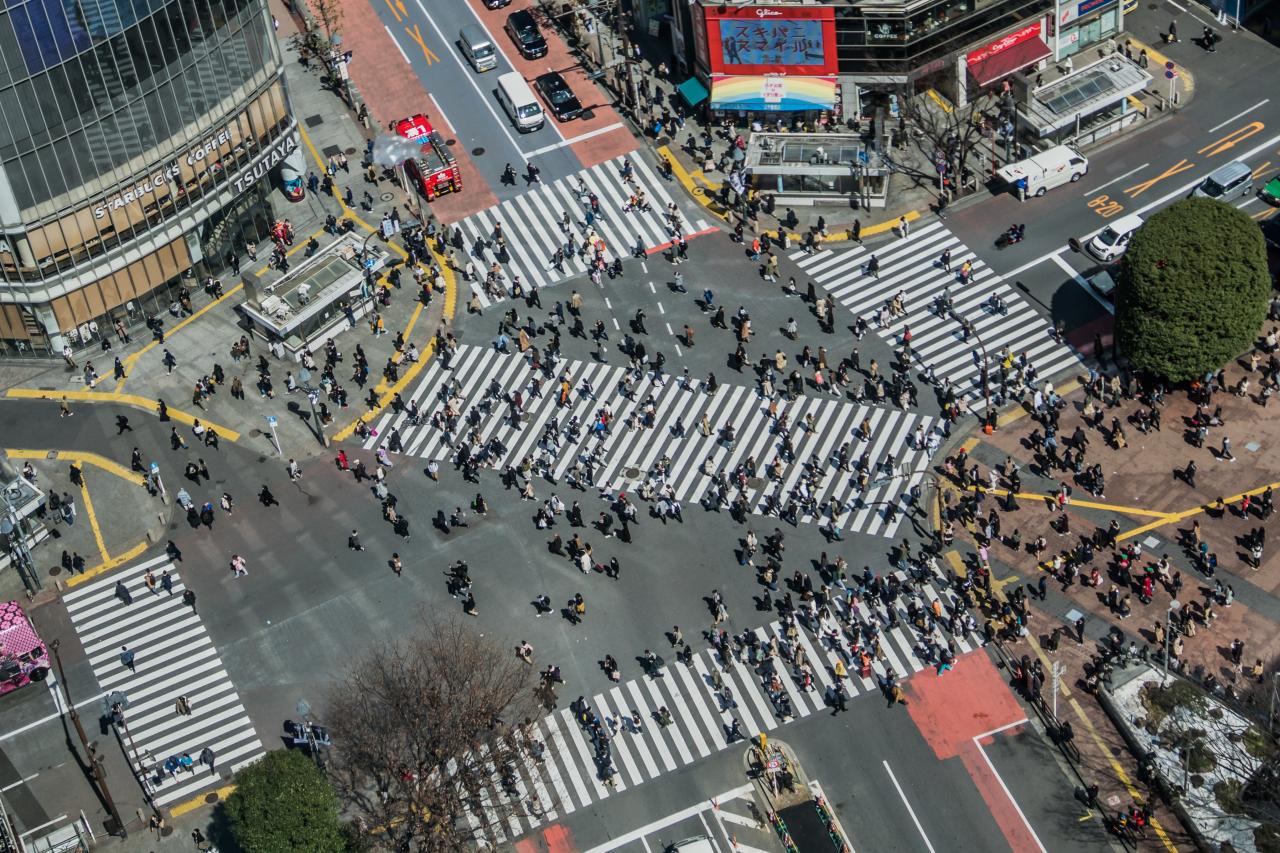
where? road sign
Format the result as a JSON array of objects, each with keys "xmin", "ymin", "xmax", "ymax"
[
  {"xmin": 857, "ymin": 151, "xmax": 870, "ymax": 165},
  {"xmin": 1165, "ymin": 68, "xmax": 1177, "ymax": 79},
  {"xmin": 265, "ymin": 415, "xmax": 278, "ymax": 427},
  {"xmin": 149, "ymin": 462, "xmax": 159, "ymax": 474}
]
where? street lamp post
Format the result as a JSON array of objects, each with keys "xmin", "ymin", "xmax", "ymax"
[
  {"xmin": 50, "ymin": 639, "xmax": 127, "ymax": 837},
  {"xmin": 1, "ymin": 489, "xmax": 41, "ymax": 594},
  {"xmin": 1163, "ymin": 599, "xmax": 1181, "ymax": 683}
]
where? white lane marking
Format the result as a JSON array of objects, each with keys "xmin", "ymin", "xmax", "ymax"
[
  {"xmin": 883, "ymin": 760, "xmax": 936, "ymax": 853},
  {"xmin": 1053, "ymin": 254, "xmax": 1115, "ymax": 315},
  {"xmin": 527, "ymin": 122, "xmax": 627, "ymax": 157},
  {"xmin": 972, "ymin": 720, "xmax": 1047, "ymax": 853},
  {"xmin": 580, "ymin": 784, "xmax": 755, "ymax": 853},
  {"xmin": 411, "ymin": 0, "xmax": 526, "ymax": 156},
  {"xmin": 1085, "ymin": 163, "xmax": 1149, "ymax": 195},
  {"xmin": 1004, "ymin": 130, "xmax": 1280, "ymax": 279},
  {"xmin": 385, "ymin": 26, "xmax": 411, "ymax": 64},
  {"xmin": 1209, "ymin": 99, "xmax": 1269, "ymax": 133}
]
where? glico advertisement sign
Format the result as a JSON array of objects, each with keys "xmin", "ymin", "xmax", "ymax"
[{"xmin": 703, "ymin": 5, "xmax": 837, "ymax": 76}]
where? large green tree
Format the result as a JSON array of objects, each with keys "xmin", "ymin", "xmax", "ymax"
[
  {"xmin": 222, "ymin": 749, "xmax": 347, "ymax": 853},
  {"xmin": 1115, "ymin": 197, "xmax": 1270, "ymax": 382}
]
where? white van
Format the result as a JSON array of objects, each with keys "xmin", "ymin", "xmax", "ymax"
[
  {"xmin": 997, "ymin": 145, "xmax": 1089, "ymax": 199},
  {"xmin": 496, "ymin": 71, "xmax": 544, "ymax": 132},
  {"xmin": 459, "ymin": 24, "xmax": 497, "ymax": 73},
  {"xmin": 1086, "ymin": 213, "xmax": 1144, "ymax": 261}
]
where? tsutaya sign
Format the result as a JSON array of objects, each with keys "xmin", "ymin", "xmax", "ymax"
[{"xmin": 232, "ymin": 134, "xmax": 298, "ymax": 194}]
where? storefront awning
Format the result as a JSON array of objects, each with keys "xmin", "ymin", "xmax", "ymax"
[
  {"xmin": 677, "ymin": 77, "xmax": 709, "ymax": 107},
  {"xmin": 710, "ymin": 76, "xmax": 837, "ymax": 112},
  {"xmin": 968, "ymin": 37, "xmax": 1052, "ymax": 87}
]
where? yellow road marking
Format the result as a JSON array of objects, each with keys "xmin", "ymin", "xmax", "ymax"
[
  {"xmin": 64, "ymin": 540, "xmax": 149, "ymax": 588},
  {"xmin": 1251, "ymin": 161, "xmax": 1273, "ymax": 179},
  {"xmin": 294, "ymin": 124, "xmax": 457, "ymax": 443},
  {"xmin": 4, "ymin": 389, "xmax": 241, "ymax": 441},
  {"xmin": 78, "ymin": 480, "xmax": 111, "ymax": 565},
  {"xmin": 995, "ymin": 379, "xmax": 1082, "ymax": 428},
  {"xmin": 962, "ymin": 485, "xmax": 1174, "ymax": 520},
  {"xmin": 114, "ymin": 284, "xmax": 245, "ymax": 392},
  {"xmin": 402, "ymin": 24, "xmax": 438, "ymax": 64},
  {"xmin": 1123, "ymin": 158, "xmax": 1195, "ymax": 198},
  {"xmin": 384, "ymin": 0, "xmax": 402, "ymax": 21},
  {"xmin": 5, "ymin": 448, "xmax": 145, "ymax": 486},
  {"xmin": 1068, "ymin": 697, "xmax": 1178, "ymax": 851},
  {"xmin": 168, "ymin": 784, "xmax": 237, "ymax": 818},
  {"xmin": 925, "ymin": 88, "xmax": 953, "ymax": 113},
  {"xmin": 1198, "ymin": 122, "xmax": 1265, "ymax": 157},
  {"xmin": 1254, "ymin": 206, "xmax": 1278, "ymax": 220}
]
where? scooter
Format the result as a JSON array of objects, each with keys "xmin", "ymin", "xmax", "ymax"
[{"xmin": 995, "ymin": 225, "xmax": 1026, "ymax": 250}]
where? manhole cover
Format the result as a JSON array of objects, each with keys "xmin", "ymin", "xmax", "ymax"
[
  {"xmin": 48, "ymin": 566, "xmax": 60, "ymax": 576},
  {"xmin": 204, "ymin": 792, "xmax": 220, "ymax": 803},
  {"xmin": 521, "ymin": 412, "xmax": 532, "ymax": 422},
  {"xmin": 380, "ymin": 192, "xmax": 394, "ymax": 202},
  {"xmin": 747, "ymin": 477, "xmax": 764, "ymax": 489},
  {"xmin": 445, "ymin": 138, "xmax": 456, "ymax": 146},
  {"xmin": 322, "ymin": 144, "xmax": 342, "ymax": 158},
  {"xmin": 344, "ymin": 147, "xmax": 357, "ymax": 155},
  {"xmin": 624, "ymin": 467, "xmax": 640, "ymax": 478},
  {"xmin": 472, "ymin": 147, "xmax": 485, "ymax": 156},
  {"xmin": 161, "ymin": 826, "xmax": 175, "ymax": 837},
  {"xmin": 304, "ymin": 114, "xmax": 324, "ymax": 128}
]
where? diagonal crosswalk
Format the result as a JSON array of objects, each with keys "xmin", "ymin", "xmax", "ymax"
[
  {"xmin": 790, "ymin": 221, "xmax": 1084, "ymax": 404},
  {"xmin": 453, "ymin": 155, "xmax": 711, "ymax": 308},
  {"xmin": 61, "ymin": 555, "xmax": 265, "ymax": 807},
  {"xmin": 457, "ymin": 570, "xmax": 984, "ymax": 847},
  {"xmin": 365, "ymin": 344, "xmax": 940, "ymax": 538}
]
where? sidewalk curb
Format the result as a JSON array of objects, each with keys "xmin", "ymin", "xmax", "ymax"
[{"xmin": 291, "ymin": 125, "xmax": 460, "ymax": 444}]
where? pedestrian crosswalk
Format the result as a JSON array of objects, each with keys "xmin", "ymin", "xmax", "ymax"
[
  {"xmin": 61, "ymin": 555, "xmax": 265, "ymax": 807},
  {"xmin": 461, "ymin": 570, "xmax": 984, "ymax": 847},
  {"xmin": 790, "ymin": 221, "xmax": 1084, "ymax": 405},
  {"xmin": 365, "ymin": 344, "xmax": 940, "ymax": 538},
  {"xmin": 454, "ymin": 155, "xmax": 711, "ymax": 308}
]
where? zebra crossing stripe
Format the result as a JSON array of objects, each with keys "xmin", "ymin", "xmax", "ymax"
[
  {"xmin": 791, "ymin": 221, "xmax": 1083, "ymax": 404},
  {"xmin": 62, "ymin": 558, "xmax": 264, "ymax": 806},
  {"xmin": 375, "ymin": 345, "xmax": 935, "ymax": 537}
]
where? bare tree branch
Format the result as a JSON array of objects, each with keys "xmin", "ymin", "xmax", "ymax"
[{"xmin": 325, "ymin": 616, "xmax": 546, "ymax": 851}]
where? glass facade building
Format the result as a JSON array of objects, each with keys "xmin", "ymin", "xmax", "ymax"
[{"xmin": 0, "ymin": 0, "xmax": 300, "ymax": 356}]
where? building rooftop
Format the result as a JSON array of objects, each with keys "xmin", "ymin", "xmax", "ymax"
[{"xmin": 1023, "ymin": 54, "xmax": 1152, "ymax": 133}]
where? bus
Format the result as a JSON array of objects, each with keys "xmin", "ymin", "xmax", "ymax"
[
  {"xmin": 394, "ymin": 115, "xmax": 462, "ymax": 202},
  {"xmin": 0, "ymin": 600, "xmax": 49, "ymax": 695}
]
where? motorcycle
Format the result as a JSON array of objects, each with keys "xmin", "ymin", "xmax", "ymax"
[{"xmin": 994, "ymin": 225, "xmax": 1026, "ymax": 250}]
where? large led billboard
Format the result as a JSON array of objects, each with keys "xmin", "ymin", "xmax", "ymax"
[{"xmin": 703, "ymin": 5, "xmax": 838, "ymax": 76}]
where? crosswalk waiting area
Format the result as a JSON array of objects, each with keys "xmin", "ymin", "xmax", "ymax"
[
  {"xmin": 62, "ymin": 556, "xmax": 265, "ymax": 806},
  {"xmin": 791, "ymin": 221, "xmax": 1084, "ymax": 406},
  {"xmin": 366, "ymin": 344, "xmax": 939, "ymax": 538},
  {"xmin": 454, "ymin": 154, "xmax": 710, "ymax": 309},
  {"xmin": 455, "ymin": 569, "xmax": 984, "ymax": 847}
]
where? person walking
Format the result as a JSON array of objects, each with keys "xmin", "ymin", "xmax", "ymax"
[
  {"xmin": 1222, "ymin": 436, "xmax": 1235, "ymax": 461},
  {"xmin": 348, "ymin": 529, "xmax": 365, "ymax": 551},
  {"xmin": 58, "ymin": 397, "xmax": 73, "ymax": 418},
  {"xmin": 229, "ymin": 554, "xmax": 247, "ymax": 577},
  {"xmin": 898, "ymin": 215, "xmax": 910, "ymax": 238},
  {"xmin": 120, "ymin": 646, "xmax": 136, "ymax": 674},
  {"xmin": 175, "ymin": 695, "xmax": 193, "ymax": 716},
  {"xmin": 115, "ymin": 414, "xmax": 132, "ymax": 433},
  {"xmin": 287, "ymin": 458, "xmax": 301, "ymax": 481},
  {"xmin": 182, "ymin": 588, "xmax": 197, "ymax": 613},
  {"xmin": 115, "ymin": 580, "xmax": 133, "ymax": 605}
]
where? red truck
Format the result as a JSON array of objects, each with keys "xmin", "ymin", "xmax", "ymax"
[{"xmin": 394, "ymin": 115, "xmax": 461, "ymax": 202}]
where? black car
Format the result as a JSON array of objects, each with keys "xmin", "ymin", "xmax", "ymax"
[
  {"xmin": 504, "ymin": 10, "xmax": 547, "ymax": 59},
  {"xmin": 535, "ymin": 71, "xmax": 582, "ymax": 122},
  {"xmin": 483, "ymin": 0, "xmax": 510, "ymax": 7}
]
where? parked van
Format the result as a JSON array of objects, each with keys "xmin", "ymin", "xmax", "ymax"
[
  {"xmin": 1192, "ymin": 160, "xmax": 1253, "ymax": 203},
  {"xmin": 496, "ymin": 71, "xmax": 544, "ymax": 132},
  {"xmin": 459, "ymin": 25, "xmax": 497, "ymax": 72},
  {"xmin": 1086, "ymin": 213, "xmax": 1144, "ymax": 261},
  {"xmin": 996, "ymin": 145, "xmax": 1089, "ymax": 198}
]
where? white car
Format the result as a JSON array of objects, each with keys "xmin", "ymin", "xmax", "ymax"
[{"xmin": 1085, "ymin": 213, "xmax": 1144, "ymax": 262}]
